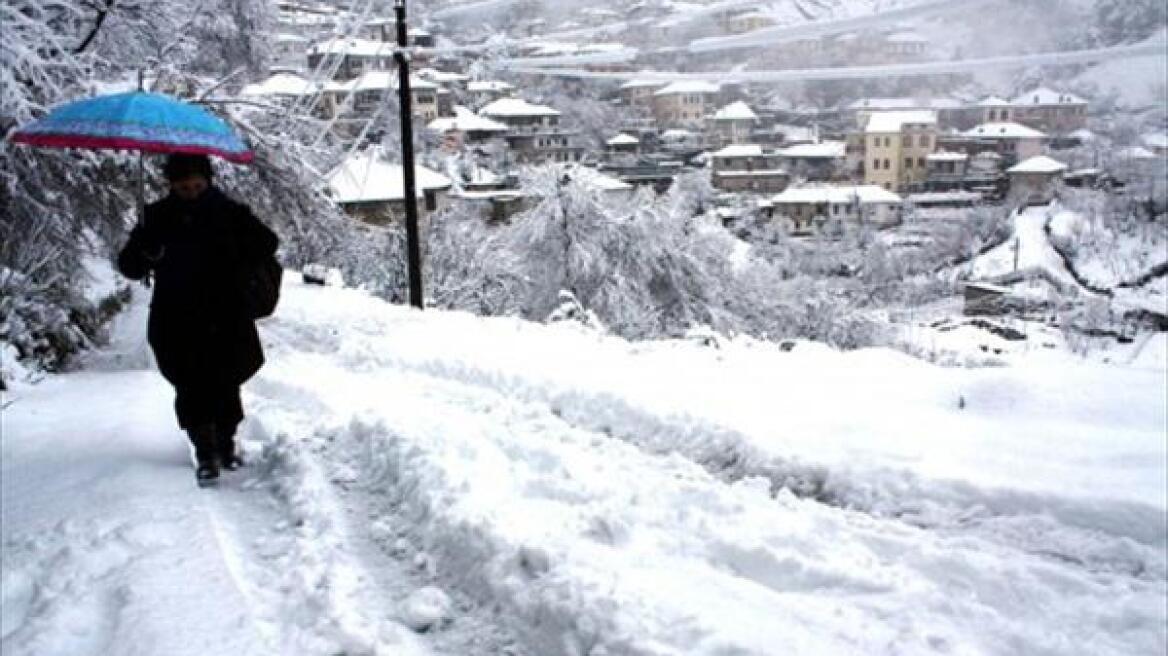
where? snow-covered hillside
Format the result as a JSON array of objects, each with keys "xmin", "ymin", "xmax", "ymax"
[{"xmin": 3, "ymin": 270, "xmax": 1165, "ymax": 656}]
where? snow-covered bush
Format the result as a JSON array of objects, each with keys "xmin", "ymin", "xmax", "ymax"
[{"xmin": 0, "ymin": 266, "xmax": 128, "ymax": 384}]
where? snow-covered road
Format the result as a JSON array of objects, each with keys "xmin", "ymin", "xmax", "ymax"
[{"xmin": 3, "ymin": 274, "xmax": 1165, "ymax": 655}]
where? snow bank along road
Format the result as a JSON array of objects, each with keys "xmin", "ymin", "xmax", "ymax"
[{"xmin": 4, "ymin": 276, "xmax": 1166, "ymax": 655}]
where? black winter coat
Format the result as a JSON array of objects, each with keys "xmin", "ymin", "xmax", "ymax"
[{"xmin": 118, "ymin": 186, "xmax": 279, "ymax": 389}]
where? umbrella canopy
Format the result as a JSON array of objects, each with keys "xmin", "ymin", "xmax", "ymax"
[{"xmin": 9, "ymin": 91, "xmax": 253, "ymax": 163}]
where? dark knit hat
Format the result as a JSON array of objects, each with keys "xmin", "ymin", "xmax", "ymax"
[{"xmin": 163, "ymin": 154, "xmax": 214, "ymax": 182}]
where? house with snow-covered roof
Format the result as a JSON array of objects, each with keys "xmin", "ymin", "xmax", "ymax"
[
  {"xmin": 620, "ymin": 77, "xmax": 665, "ymax": 109},
  {"xmin": 307, "ymin": 38, "xmax": 395, "ymax": 81},
  {"xmin": 1007, "ymin": 155, "xmax": 1067, "ymax": 206},
  {"xmin": 417, "ymin": 68, "xmax": 471, "ymax": 91},
  {"xmin": 976, "ymin": 97, "xmax": 1015, "ymax": 124},
  {"xmin": 923, "ymin": 152, "xmax": 970, "ymax": 189},
  {"xmin": 361, "ymin": 19, "xmax": 434, "ymax": 48},
  {"xmin": 863, "ymin": 111, "xmax": 938, "ymax": 192},
  {"xmin": 606, "ymin": 133, "xmax": 641, "ymax": 155},
  {"xmin": 770, "ymin": 185, "xmax": 903, "ymax": 234},
  {"xmin": 326, "ymin": 149, "xmax": 453, "ymax": 226},
  {"xmin": 241, "ymin": 73, "xmax": 320, "ymax": 100},
  {"xmin": 1010, "ymin": 87, "xmax": 1088, "ymax": 134},
  {"xmin": 708, "ymin": 101, "xmax": 760, "ymax": 147},
  {"xmin": 467, "ymin": 80, "xmax": 516, "ymax": 108},
  {"xmin": 849, "ymin": 97, "xmax": 963, "ymax": 129},
  {"xmin": 776, "ymin": 141, "xmax": 847, "ymax": 182},
  {"xmin": 652, "ymin": 81, "xmax": 722, "ymax": 129},
  {"xmin": 479, "ymin": 99, "xmax": 582, "ymax": 163},
  {"xmin": 321, "ymin": 72, "xmax": 442, "ymax": 125},
  {"xmin": 710, "ymin": 144, "xmax": 789, "ymax": 194},
  {"xmin": 963, "ymin": 122, "xmax": 1047, "ymax": 164},
  {"xmin": 427, "ymin": 106, "xmax": 509, "ymax": 150}
]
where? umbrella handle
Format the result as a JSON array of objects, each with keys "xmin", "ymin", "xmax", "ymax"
[{"xmin": 137, "ymin": 150, "xmax": 145, "ymax": 227}]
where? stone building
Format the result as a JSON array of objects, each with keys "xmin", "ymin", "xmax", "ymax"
[{"xmin": 652, "ymin": 81, "xmax": 721, "ymax": 129}]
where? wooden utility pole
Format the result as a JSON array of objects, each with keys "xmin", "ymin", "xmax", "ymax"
[{"xmin": 394, "ymin": 0, "xmax": 424, "ymax": 309}]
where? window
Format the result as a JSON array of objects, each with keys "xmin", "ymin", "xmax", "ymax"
[
  {"xmin": 919, "ymin": 135, "xmax": 930, "ymax": 148},
  {"xmin": 918, "ymin": 157, "xmax": 926, "ymax": 169},
  {"xmin": 883, "ymin": 159, "xmax": 890, "ymax": 169},
  {"xmin": 873, "ymin": 159, "xmax": 880, "ymax": 170},
  {"xmin": 902, "ymin": 135, "xmax": 912, "ymax": 147},
  {"xmin": 905, "ymin": 158, "xmax": 913, "ymax": 169}
]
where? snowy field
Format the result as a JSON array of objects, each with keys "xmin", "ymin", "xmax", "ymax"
[{"xmin": 3, "ymin": 270, "xmax": 1166, "ymax": 656}]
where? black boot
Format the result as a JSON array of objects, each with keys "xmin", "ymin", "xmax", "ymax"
[
  {"xmin": 216, "ymin": 423, "xmax": 242, "ymax": 471},
  {"xmin": 187, "ymin": 424, "xmax": 220, "ymax": 486}
]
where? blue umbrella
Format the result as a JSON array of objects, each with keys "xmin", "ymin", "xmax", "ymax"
[
  {"xmin": 9, "ymin": 90, "xmax": 254, "ymax": 227},
  {"xmin": 9, "ymin": 91, "xmax": 253, "ymax": 163}
]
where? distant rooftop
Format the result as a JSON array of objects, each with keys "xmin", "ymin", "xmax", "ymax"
[
  {"xmin": 479, "ymin": 98, "xmax": 560, "ymax": 118},
  {"xmin": 927, "ymin": 151, "xmax": 969, "ymax": 162},
  {"xmin": 327, "ymin": 151, "xmax": 452, "ymax": 204},
  {"xmin": 978, "ymin": 96, "xmax": 1011, "ymax": 107},
  {"xmin": 468, "ymin": 80, "xmax": 515, "ymax": 93},
  {"xmin": 773, "ymin": 185, "xmax": 903, "ymax": 205},
  {"xmin": 654, "ymin": 80, "xmax": 721, "ymax": 96},
  {"xmin": 1011, "ymin": 87, "xmax": 1088, "ymax": 106},
  {"xmin": 866, "ymin": 111, "xmax": 938, "ymax": 133},
  {"xmin": 712, "ymin": 101, "xmax": 758, "ymax": 121},
  {"xmin": 712, "ymin": 144, "xmax": 764, "ymax": 158},
  {"xmin": 777, "ymin": 141, "xmax": 846, "ymax": 159},
  {"xmin": 308, "ymin": 37, "xmax": 393, "ymax": 58},
  {"xmin": 428, "ymin": 106, "xmax": 509, "ymax": 134},
  {"xmin": 1007, "ymin": 155, "xmax": 1068, "ymax": 174},
  {"xmin": 964, "ymin": 122, "xmax": 1046, "ymax": 139},
  {"xmin": 241, "ymin": 73, "xmax": 318, "ymax": 97},
  {"xmin": 607, "ymin": 134, "xmax": 640, "ymax": 145}
]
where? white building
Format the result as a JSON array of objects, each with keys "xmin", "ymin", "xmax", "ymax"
[
  {"xmin": 963, "ymin": 122, "xmax": 1047, "ymax": 162},
  {"xmin": 708, "ymin": 101, "xmax": 760, "ymax": 146},
  {"xmin": 771, "ymin": 185, "xmax": 903, "ymax": 233},
  {"xmin": 479, "ymin": 98, "xmax": 582, "ymax": 163},
  {"xmin": 427, "ymin": 106, "xmax": 510, "ymax": 149}
]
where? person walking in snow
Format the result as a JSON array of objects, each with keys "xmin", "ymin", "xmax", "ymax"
[{"xmin": 118, "ymin": 154, "xmax": 279, "ymax": 485}]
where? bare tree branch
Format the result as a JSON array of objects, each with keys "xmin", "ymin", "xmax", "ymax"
[{"xmin": 74, "ymin": 0, "xmax": 116, "ymax": 55}]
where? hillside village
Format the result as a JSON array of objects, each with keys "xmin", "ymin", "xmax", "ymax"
[{"xmin": 257, "ymin": 1, "xmax": 1165, "ymax": 233}]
